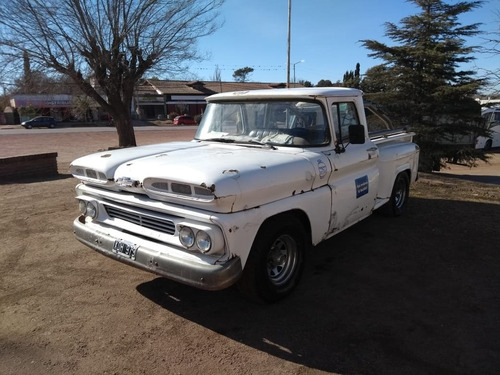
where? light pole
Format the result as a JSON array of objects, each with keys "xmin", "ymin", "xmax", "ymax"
[{"xmin": 293, "ymin": 60, "xmax": 305, "ymax": 84}]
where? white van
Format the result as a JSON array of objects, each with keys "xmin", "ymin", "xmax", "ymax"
[{"xmin": 476, "ymin": 107, "xmax": 500, "ymax": 150}]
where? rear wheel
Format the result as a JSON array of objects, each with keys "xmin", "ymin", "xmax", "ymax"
[
  {"xmin": 238, "ymin": 215, "xmax": 306, "ymax": 303},
  {"xmin": 387, "ymin": 172, "xmax": 410, "ymax": 216}
]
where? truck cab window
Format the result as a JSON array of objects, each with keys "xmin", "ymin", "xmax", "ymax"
[
  {"xmin": 332, "ymin": 102, "xmax": 360, "ymax": 143},
  {"xmin": 197, "ymin": 101, "xmax": 330, "ymax": 146}
]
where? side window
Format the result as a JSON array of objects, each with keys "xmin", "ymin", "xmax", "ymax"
[
  {"xmin": 331, "ymin": 102, "xmax": 360, "ymax": 143},
  {"xmin": 365, "ymin": 106, "xmax": 391, "ymax": 133}
]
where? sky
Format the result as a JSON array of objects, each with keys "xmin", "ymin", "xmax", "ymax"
[{"xmin": 183, "ymin": 0, "xmax": 500, "ymax": 88}]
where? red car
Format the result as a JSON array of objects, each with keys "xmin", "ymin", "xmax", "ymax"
[{"xmin": 173, "ymin": 115, "xmax": 197, "ymax": 126}]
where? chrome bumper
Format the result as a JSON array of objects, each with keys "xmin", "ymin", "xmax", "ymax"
[{"xmin": 73, "ymin": 216, "xmax": 242, "ymax": 291}]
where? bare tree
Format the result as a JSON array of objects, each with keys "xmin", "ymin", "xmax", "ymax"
[
  {"xmin": 211, "ymin": 65, "xmax": 222, "ymax": 82},
  {"xmin": 0, "ymin": 0, "xmax": 224, "ymax": 147},
  {"xmin": 72, "ymin": 95, "xmax": 96, "ymax": 122},
  {"xmin": 480, "ymin": 10, "xmax": 500, "ymax": 94}
]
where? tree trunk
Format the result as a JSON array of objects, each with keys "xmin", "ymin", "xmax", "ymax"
[
  {"xmin": 115, "ymin": 115, "xmax": 136, "ymax": 147},
  {"xmin": 108, "ymin": 88, "xmax": 137, "ymax": 148}
]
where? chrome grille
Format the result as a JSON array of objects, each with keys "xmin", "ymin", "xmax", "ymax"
[{"xmin": 105, "ymin": 205, "xmax": 176, "ymax": 235}]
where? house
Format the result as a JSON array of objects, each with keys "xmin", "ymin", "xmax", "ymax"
[{"xmin": 135, "ymin": 80, "xmax": 300, "ymax": 120}]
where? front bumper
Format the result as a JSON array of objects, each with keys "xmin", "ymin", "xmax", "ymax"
[{"xmin": 73, "ymin": 216, "xmax": 242, "ymax": 291}]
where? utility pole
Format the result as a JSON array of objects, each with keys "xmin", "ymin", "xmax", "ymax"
[{"xmin": 286, "ymin": 0, "xmax": 291, "ymax": 88}]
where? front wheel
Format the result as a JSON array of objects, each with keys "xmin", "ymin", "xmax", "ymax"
[{"xmin": 238, "ymin": 216, "xmax": 306, "ymax": 303}]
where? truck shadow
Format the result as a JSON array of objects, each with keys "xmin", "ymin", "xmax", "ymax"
[{"xmin": 136, "ymin": 197, "xmax": 500, "ymax": 374}]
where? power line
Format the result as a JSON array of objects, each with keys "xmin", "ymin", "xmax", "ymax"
[{"xmin": 193, "ymin": 65, "xmax": 284, "ymax": 72}]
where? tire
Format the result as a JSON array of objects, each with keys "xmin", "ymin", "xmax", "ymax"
[
  {"xmin": 387, "ymin": 172, "xmax": 410, "ymax": 217},
  {"xmin": 238, "ymin": 215, "xmax": 306, "ymax": 303},
  {"xmin": 484, "ymin": 139, "xmax": 492, "ymax": 151}
]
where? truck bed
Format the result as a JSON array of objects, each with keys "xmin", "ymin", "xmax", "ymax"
[{"xmin": 370, "ymin": 128, "xmax": 415, "ymax": 145}]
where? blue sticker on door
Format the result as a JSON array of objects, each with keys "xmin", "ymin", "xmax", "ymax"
[{"xmin": 355, "ymin": 175, "xmax": 369, "ymax": 198}]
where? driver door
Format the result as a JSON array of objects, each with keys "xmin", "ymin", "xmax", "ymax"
[{"xmin": 327, "ymin": 101, "xmax": 379, "ymax": 234}]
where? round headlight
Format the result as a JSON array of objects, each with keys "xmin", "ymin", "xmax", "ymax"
[
  {"xmin": 86, "ymin": 201, "xmax": 98, "ymax": 219},
  {"xmin": 78, "ymin": 200, "xmax": 87, "ymax": 214},
  {"xmin": 179, "ymin": 226, "xmax": 195, "ymax": 248},
  {"xmin": 196, "ymin": 231, "xmax": 212, "ymax": 253}
]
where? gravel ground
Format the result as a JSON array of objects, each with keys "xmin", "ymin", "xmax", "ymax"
[{"xmin": 1, "ymin": 128, "xmax": 499, "ymax": 375}]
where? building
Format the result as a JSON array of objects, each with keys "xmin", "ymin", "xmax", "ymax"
[
  {"xmin": 135, "ymin": 80, "xmax": 299, "ymax": 120},
  {"xmin": 10, "ymin": 94, "xmax": 73, "ymax": 122},
  {"xmin": 4, "ymin": 80, "xmax": 301, "ymax": 124}
]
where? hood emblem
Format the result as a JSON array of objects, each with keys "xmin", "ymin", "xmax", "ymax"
[
  {"xmin": 116, "ymin": 177, "xmax": 141, "ymax": 188},
  {"xmin": 317, "ymin": 160, "xmax": 327, "ymax": 179}
]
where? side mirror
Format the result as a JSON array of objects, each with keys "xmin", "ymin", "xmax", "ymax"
[{"xmin": 349, "ymin": 125, "xmax": 365, "ymax": 144}]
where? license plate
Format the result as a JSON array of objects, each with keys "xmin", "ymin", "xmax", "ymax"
[{"xmin": 113, "ymin": 240, "xmax": 138, "ymax": 259}]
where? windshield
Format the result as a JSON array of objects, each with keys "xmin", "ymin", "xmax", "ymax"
[{"xmin": 195, "ymin": 100, "xmax": 330, "ymax": 147}]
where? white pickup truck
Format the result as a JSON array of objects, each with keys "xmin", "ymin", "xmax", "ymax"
[{"xmin": 71, "ymin": 88, "xmax": 419, "ymax": 302}]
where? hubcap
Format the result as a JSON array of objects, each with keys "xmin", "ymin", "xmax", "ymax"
[
  {"xmin": 267, "ymin": 234, "xmax": 298, "ymax": 286},
  {"xmin": 394, "ymin": 179, "xmax": 407, "ymax": 208}
]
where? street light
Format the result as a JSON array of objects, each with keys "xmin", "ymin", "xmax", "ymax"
[{"xmin": 293, "ymin": 60, "xmax": 305, "ymax": 84}]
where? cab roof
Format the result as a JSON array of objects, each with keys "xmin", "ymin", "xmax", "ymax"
[{"xmin": 206, "ymin": 87, "xmax": 363, "ymax": 102}]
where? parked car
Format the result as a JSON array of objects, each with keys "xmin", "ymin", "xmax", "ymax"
[
  {"xmin": 173, "ymin": 115, "xmax": 197, "ymax": 126},
  {"xmin": 21, "ymin": 116, "xmax": 57, "ymax": 129}
]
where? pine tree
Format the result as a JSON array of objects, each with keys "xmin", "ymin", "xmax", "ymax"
[
  {"xmin": 343, "ymin": 63, "xmax": 361, "ymax": 88},
  {"xmin": 361, "ymin": 0, "xmax": 485, "ymax": 171},
  {"xmin": 233, "ymin": 67, "xmax": 254, "ymax": 82}
]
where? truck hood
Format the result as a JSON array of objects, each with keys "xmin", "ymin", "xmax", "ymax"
[{"xmin": 71, "ymin": 141, "xmax": 330, "ymax": 213}]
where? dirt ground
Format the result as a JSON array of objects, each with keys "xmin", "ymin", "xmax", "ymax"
[{"xmin": 1, "ymin": 128, "xmax": 500, "ymax": 375}]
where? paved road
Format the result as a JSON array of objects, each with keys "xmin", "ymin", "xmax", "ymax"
[
  {"xmin": 0, "ymin": 124, "xmax": 197, "ymax": 135},
  {"xmin": 0, "ymin": 126, "xmax": 198, "ymax": 170},
  {"xmin": 1, "ymin": 126, "xmax": 498, "ymax": 184}
]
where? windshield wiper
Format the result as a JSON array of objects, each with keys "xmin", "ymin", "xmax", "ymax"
[
  {"xmin": 247, "ymin": 139, "xmax": 277, "ymax": 149},
  {"xmin": 203, "ymin": 137, "xmax": 277, "ymax": 149},
  {"xmin": 204, "ymin": 137, "xmax": 236, "ymax": 143}
]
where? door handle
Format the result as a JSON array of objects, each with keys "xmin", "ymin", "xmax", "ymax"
[{"xmin": 366, "ymin": 147, "xmax": 378, "ymax": 159}]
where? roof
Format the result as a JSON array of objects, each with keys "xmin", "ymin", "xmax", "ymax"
[
  {"xmin": 206, "ymin": 87, "xmax": 363, "ymax": 101},
  {"xmin": 136, "ymin": 79, "xmax": 303, "ymax": 96}
]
